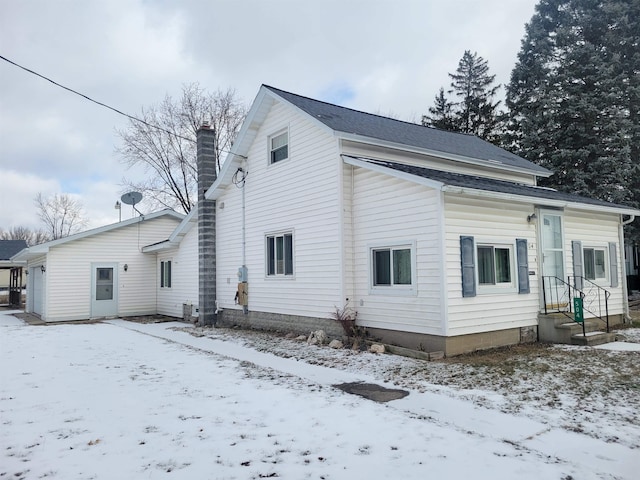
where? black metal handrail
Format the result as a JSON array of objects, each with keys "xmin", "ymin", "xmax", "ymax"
[
  {"xmin": 542, "ymin": 275, "xmax": 574, "ymax": 315},
  {"xmin": 570, "ymin": 276, "xmax": 610, "ymax": 333},
  {"xmin": 542, "ymin": 275, "xmax": 610, "ymax": 334}
]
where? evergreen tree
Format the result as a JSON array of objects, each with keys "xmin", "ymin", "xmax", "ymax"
[
  {"xmin": 422, "ymin": 87, "xmax": 457, "ymax": 131},
  {"xmin": 449, "ymin": 50, "xmax": 502, "ymax": 140},
  {"xmin": 506, "ymin": 0, "xmax": 640, "ymax": 240},
  {"xmin": 423, "ymin": 51, "xmax": 502, "ymax": 143}
]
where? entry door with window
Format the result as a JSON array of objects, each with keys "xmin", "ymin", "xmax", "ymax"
[
  {"xmin": 91, "ymin": 263, "xmax": 118, "ymax": 318},
  {"xmin": 540, "ymin": 213, "xmax": 567, "ymax": 309}
]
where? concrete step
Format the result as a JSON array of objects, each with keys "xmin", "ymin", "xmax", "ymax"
[
  {"xmin": 556, "ymin": 320, "xmax": 601, "ymax": 334},
  {"xmin": 571, "ymin": 331, "xmax": 617, "ymax": 346},
  {"xmin": 541, "ymin": 312, "xmax": 577, "ymax": 327},
  {"xmin": 538, "ymin": 313, "xmax": 609, "ymax": 344}
]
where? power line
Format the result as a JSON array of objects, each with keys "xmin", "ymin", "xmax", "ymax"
[{"xmin": 1, "ymin": 54, "xmax": 196, "ymax": 143}]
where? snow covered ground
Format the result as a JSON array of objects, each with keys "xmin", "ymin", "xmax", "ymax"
[{"xmin": 1, "ymin": 310, "xmax": 638, "ymax": 479}]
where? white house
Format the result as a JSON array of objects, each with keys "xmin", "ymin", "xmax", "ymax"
[
  {"xmin": 12, "ymin": 209, "xmax": 184, "ymax": 322},
  {"xmin": 192, "ymin": 85, "xmax": 639, "ymax": 355}
]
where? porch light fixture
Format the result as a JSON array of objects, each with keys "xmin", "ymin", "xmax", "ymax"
[
  {"xmin": 40, "ymin": 265, "xmax": 46, "ymax": 273},
  {"xmin": 124, "ymin": 264, "xmax": 128, "ymax": 272},
  {"xmin": 527, "ymin": 213, "xmax": 537, "ymax": 223}
]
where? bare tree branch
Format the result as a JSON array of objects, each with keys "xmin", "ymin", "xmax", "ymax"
[
  {"xmin": 0, "ymin": 226, "xmax": 50, "ymax": 246},
  {"xmin": 35, "ymin": 193, "xmax": 88, "ymax": 240},
  {"xmin": 116, "ymin": 83, "xmax": 247, "ymax": 214}
]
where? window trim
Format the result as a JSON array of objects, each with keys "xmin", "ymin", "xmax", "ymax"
[
  {"xmin": 160, "ymin": 260, "xmax": 172, "ymax": 289},
  {"xmin": 582, "ymin": 244, "xmax": 610, "ymax": 285},
  {"xmin": 368, "ymin": 241, "xmax": 417, "ymax": 296},
  {"xmin": 268, "ymin": 127, "xmax": 289, "ymax": 165},
  {"xmin": 475, "ymin": 240, "xmax": 517, "ymax": 295},
  {"xmin": 265, "ymin": 231, "xmax": 294, "ymax": 278}
]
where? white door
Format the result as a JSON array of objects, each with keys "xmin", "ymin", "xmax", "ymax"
[
  {"xmin": 540, "ymin": 212, "xmax": 567, "ymax": 309},
  {"xmin": 31, "ymin": 266, "xmax": 44, "ymax": 315},
  {"xmin": 91, "ymin": 263, "xmax": 118, "ymax": 318}
]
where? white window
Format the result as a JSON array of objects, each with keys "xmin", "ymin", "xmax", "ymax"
[
  {"xmin": 370, "ymin": 244, "xmax": 415, "ymax": 292},
  {"xmin": 460, "ymin": 237, "xmax": 528, "ymax": 297},
  {"xmin": 476, "ymin": 242, "xmax": 516, "ymax": 293},
  {"xmin": 266, "ymin": 232, "xmax": 293, "ymax": 276},
  {"xmin": 583, "ymin": 246, "xmax": 608, "ymax": 281},
  {"xmin": 269, "ymin": 130, "xmax": 288, "ymax": 164},
  {"xmin": 160, "ymin": 260, "xmax": 172, "ymax": 288}
]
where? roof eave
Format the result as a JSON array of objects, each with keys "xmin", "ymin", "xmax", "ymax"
[
  {"xmin": 442, "ymin": 185, "xmax": 640, "ymax": 216},
  {"xmin": 141, "ymin": 240, "xmax": 178, "ymax": 253},
  {"xmin": 12, "ymin": 210, "xmax": 184, "ymax": 254},
  {"xmin": 342, "ymin": 155, "xmax": 445, "ymax": 190},
  {"xmin": 11, "ymin": 246, "xmax": 48, "ymax": 262},
  {"xmin": 337, "ymin": 132, "xmax": 552, "ymax": 179},
  {"xmin": 0, "ymin": 259, "xmax": 26, "ymax": 267}
]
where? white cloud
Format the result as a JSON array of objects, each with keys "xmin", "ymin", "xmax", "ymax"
[
  {"xmin": 0, "ymin": 170, "xmax": 60, "ymax": 231},
  {"xmin": 0, "ymin": 0, "xmax": 539, "ymax": 233}
]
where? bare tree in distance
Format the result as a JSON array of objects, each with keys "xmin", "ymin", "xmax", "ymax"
[
  {"xmin": 0, "ymin": 226, "xmax": 50, "ymax": 245},
  {"xmin": 35, "ymin": 193, "xmax": 88, "ymax": 240},
  {"xmin": 116, "ymin": 83, "xmax": 247, "ymax": 214}
]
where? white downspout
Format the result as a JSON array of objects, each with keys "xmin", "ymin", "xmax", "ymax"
[{"xmin": 620, "ymin": 214, "xmax": 636, "ymax": 323}]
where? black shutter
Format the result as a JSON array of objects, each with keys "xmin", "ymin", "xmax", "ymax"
[
  {"xmin": 460, "ymin": 236, "xmax": 476, "ymax": 297},
  {"xmin": 516, "ymin": 239, "xmax": 529, "ymax": 294}
]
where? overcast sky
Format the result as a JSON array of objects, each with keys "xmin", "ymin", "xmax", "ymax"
[{"xmin": 0, "ymin": 0, "xmax": 539, "ymax": 232}]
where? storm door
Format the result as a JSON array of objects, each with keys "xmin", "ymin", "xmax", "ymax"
[
  {"xmin": 91, "ymin": 263, "xmax": 118, "ymax": 318},
  {"xmin": 540, "ymin": 212, "xmax": 568, "ymax": 310}
]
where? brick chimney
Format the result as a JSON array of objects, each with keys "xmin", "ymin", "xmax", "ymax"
[{"xmin": 197, "ymin": 123, "xmax": 217, "ymax": 326}]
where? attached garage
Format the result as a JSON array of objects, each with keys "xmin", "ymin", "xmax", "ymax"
[{"xmin": 12, "ymin": 210, "xmax": 183, "ymax": 322}]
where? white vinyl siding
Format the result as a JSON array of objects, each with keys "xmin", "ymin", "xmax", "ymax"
[
  {"xmin": 340, "ymin": 140, "xmax": 538, "ymax": 185},
  {"xmin": 42, "ymin": 216, "xmax": 180, "ymax": 322},
  {"xmin": 352, "ymin": 168, "xmax": 444, "ymax": 335},
  {"xmin": 445, "ymin": 195, "xmax": 538, "ymax": 336},
  {"xmin": 156, "ymin": 225, "xmax": 199, "ymax": 318},
  {"xmin": 216, "ymin": 99, "xmax": 343, "ymax": 318},
  {"xmin": 564, "ymin": 211, "xmax": 623, "ymax": 317}
]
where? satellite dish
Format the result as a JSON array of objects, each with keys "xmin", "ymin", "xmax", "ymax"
[
  {"xmin": 121, "ymin": 192, "xmax": 142, "ymax": 206},
  {"xmin": 120, "ymin": 192, "xmax": 143, "ymax": 216}
]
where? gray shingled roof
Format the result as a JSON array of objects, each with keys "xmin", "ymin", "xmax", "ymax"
[
  {"xmin": 0, "ymin": 240, "xmax": 28, "ymax": 261},
  {"xmin": 351, "ymin": 156, "xmax": 634, "ymax": 210},
  {"xmin": 265, "ymin": 85, "xmax": 551, "ymax": 176}
]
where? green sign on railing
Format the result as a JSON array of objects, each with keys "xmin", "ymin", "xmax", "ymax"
[{"xmin": 573, "ymin": 297, "xmax": 584, "ymax": 323}]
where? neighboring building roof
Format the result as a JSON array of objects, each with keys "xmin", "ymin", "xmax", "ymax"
[
  {"xmin": 345, "ymin": 156, "xmax": 640, "ymax": 216},
  {"xmin": 0, "ymin": 240, "xmax": 28, "ymax": 261},
  {"xmin": 264, "ymin": 85, "xmax": 552, "ymax": 177},
  {"xmin": 11, "ymin": 209, "xmax": 184, "ymax": 262}
]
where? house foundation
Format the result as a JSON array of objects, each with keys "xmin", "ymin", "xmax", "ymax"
[
  {"xmin": 365, "ymin": 326, "xmax": 538, "ymax": 357},
  {"xmin": 218, "ymin": 309, "xmax": 344, "ymax": 338},
  {"xmin": 218, "ymin": 308, "xmax": 540, "ymax": 356}
]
